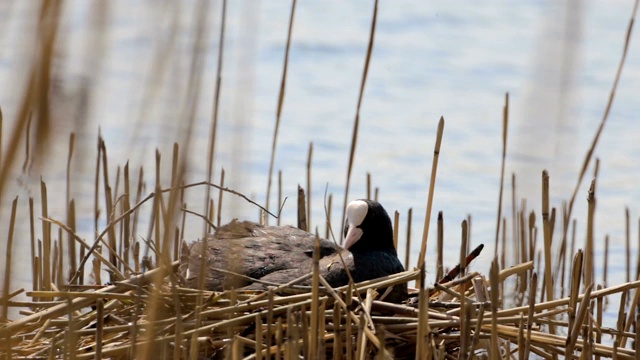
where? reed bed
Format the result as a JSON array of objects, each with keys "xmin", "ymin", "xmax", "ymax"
[
  {"xmin": 2, "ymin": 1, "xmax": 640, "ymax": 359},
  {"xmin": 2, "ymin": 127, "xmax": 640, "ymax": 359},
  {"xmin": 2, "ymin": 219, "xmax": 640, "ymax": 360}
]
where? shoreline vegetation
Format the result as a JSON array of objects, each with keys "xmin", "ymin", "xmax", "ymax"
[{"xmin": 2, "ymin": 0, "xmax": 640, "ymax": 358}]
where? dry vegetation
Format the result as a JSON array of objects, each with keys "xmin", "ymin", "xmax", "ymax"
[{"xmin": 2, "ymin": 1, "xmax": 640, "ymax": 359}]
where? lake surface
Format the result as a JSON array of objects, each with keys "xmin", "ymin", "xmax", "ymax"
[{"xmin": 1, "ymin": 0, "xmax": 639, "ymax": 321}]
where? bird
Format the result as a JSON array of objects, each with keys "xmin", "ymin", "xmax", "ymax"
[{"xmin": 180, "ymin": 199, "xmax": 407, "ymax": 302}]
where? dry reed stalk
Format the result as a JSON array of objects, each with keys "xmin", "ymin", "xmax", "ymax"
[
  {"xmin": 556, "ymin": 203, "xmax": 568, "ymax": 282},
  {"xmin": 561, "ymin": 0, "xmax": 639, "ymax": 266},
  {"xmin": 345, "ymin": 283, "xmax": 353, "ymax": 360},
  {"xmin": 65, "ymin": 133, "xmax": 76, "ymax": 279},
  {"xmin": 489, "ymin": 257, "xmax": 499, "ymax": 360},
  {"xmin": 404, "ymin": 208, "xmax": 413, "ymax": 272},
  {"xmin": 565, "ymin": 283, "xmax": 593, "ymax": 357},
  {"xmin": 513, "ymin": 174, "xmax": 523, "ymax": 268},
  {"xmin": 309, "ymin": 236, "xmax": 321, "ymax": 358},
  {"xmin": 255, "ymin": 314, "xmax": 264, "ymax": 360},
  {"xmin": 637, "ymin": 217, "xmax": 640, "ymax": 281},
  {"xmin": 29, "ymin": 197, "xmax": 36, "ymax": 291},
  {"xmin": 393, "ymin": 211, "xmax": 399, "ymax": 251},
  {"xmin": 67, "ymin": 201, "xmax": 80, "ymax": 283},
  {"xmin": 216, "ymin": 168, "xmax": 225, "ymax": 229},
  {"xmin": 192, "ymin": 195, "xmax": 209, "ymax": 360},
  {"xmin": 208, "ymin": 197, "xmax": 215, "ymax": 229},
  {"xmin": 1, "ymin": 197, "xmax": 17, "ymax": 322},
  {"xmin": 40, "ymin": 180, "xmax": 52, "ymax": 294},
  {"xmin": 290, "ymin": 306, "xmax": 302, "ymax": 359},
  {"xmin": 266, "ymin": 289, "xmax": 275, "ymax": 355},
  {"xmin": 1, "ymin": 1, "xmax": 60, "ymax": 202},
  {"xmin": 325, "ymin": 193, "xmax": 333, "ymax": 240},
  {"xmin": 635, "ymin": 313, "xmax": 640, "ymax": 360},
  {"xmin": 150, "ymin": 149, "xmax": 162, "ymax": 269},
  {"xmin": 500, "ymin": 217, "xmax": 507, "ymax": 275},
  {"xmin": 276, "ymin": 318, "xmax": 284, "ymax": 359},
  {"xmin": 569, "ymin": 250, "xmax": 583, "ymax": 331},
  {"xmin": 366, "ymin": 173, "xmax": 371, "ymax": 200},
  {"xmin": 0, "ymin": 108, "xmax": 2, "ymax": 166},
  {"xmin": 626, "ymin": 208, "xmax": 632, "ymax": 285},
  {"xmin": 22, "ymin": 108, "xmax": 32, "ymax": 173},
  {"xmin": 436, "ymin": 211, "xmax": 443, "ymax": 282},
  {"xmin": 123, "ymin": 162, "xmax": 131, "ymax": 275},
  {"xmin": 114, "ymin": 166, "xmax": 121, "ymax": 208},
  {"xmin": 596, "ymin": 284, "xmax": 603, "ymax": 360},
  {"xmin": 266, "ymin": 0, "xmax": 297, "ymax": 220},
  {"xmin": 34, "ymin": 255, "xmax": 41, "ymax": 301},
  {"xmin": 540, "ymin": 170, "xmax": 556, "ymax": 338},
  {"xmin": 522, "ymin": 272, "xmax": 537, "ymax": 359},
  {"xmin": 362, "ymin": 288, "xmax": 374, "ymax": 328},
  {"xmin": 415, "ymin": 262, "xmax": 427, "ymax": 359},
  {"xmin": 494, "ymin": 93, "xmax": 509, "ymax": 259},
  {"xmin": 498, "ymin": 261, "xmax": 533, "ymax": 283},
  {"xmin": 307, "ymin": 143, "xmax": 313, "ymax": 231},
  {"xmin": 604, "ymin": 235, "xmax": 609, "ymax": 288},
  {"xmin": 355, "ymin": 312, "xmax": 366, "ymax": 360},
  {"xmin": 54, "ymin": 237, "xmax": 62, "ymax": 289},
  {"xmin": 621, "ymin": 283, "xmax": 640, "ymax": 348},
  {"xmin": 459, "ymin": 301, "xmax": 472, "ymax": 359},
  {"xmin": 460, "ymin": 220, "xmax": 469, "ymax": 281},
  {"xmin": 132, "ymin": 166, "xmax": 144, "ymax": 248},
  {"xmin": 278, "ymin": 170, "xmax": 283, "ymax": 226},
  {"xmin": 416, "ymin": 116, "xmax": 445, "ymax": 286},
  {"xmin": 468, "ymin": 301, "xmax": 485, "ymax": 357},
  {"xmin": 203, "ymin": 0, "xmax": 227, "ymax": 233},
  {"xmin": 26, "ymin": 291, "xmax": 141, "ymax": 301},
  {"xmin": 340, "ymin": 0, "xmax": 378, "ymax": 244},
  {"xmin": 332, "ymin": 303, "xmax": 343, "ymax": 360},
  {"xmin": 100, "ymin": 140, "xmax": 119, "ymax": 282},
  {"xmin": 168, "ymin": 145, "xmax": 181, "ymax": 259},
  {"xmin": 298, "ymin": 186, "xmax": 307, "ymax": 231},
  {"xmin": 95, "ymin": 298, "xmax": 104, "ymax": 360},
  {"xmin": 585, "ymin": 180, "xmax": 596, "ymax": 289},
  {"xmin": 527, "ymin": 209, "xmax": 535, "ymax": 265}
]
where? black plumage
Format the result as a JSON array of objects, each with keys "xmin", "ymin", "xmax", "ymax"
[{"xmin": 180, "ymin": 199, "xmax": 407, "ymax": 302}]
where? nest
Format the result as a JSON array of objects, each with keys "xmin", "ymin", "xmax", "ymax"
[{"xmin": 2, "ymin": 254, "xmax": 639, "ymax": 359}]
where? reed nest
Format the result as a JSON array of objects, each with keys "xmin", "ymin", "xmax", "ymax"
[{"xmin": 2, "ymin": 251, "xmax": 640, "ymax": 359}]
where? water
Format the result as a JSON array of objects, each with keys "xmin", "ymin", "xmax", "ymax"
[{"xmin": 1, "ymin": 0, "xmax": 639, "ymax": 324}]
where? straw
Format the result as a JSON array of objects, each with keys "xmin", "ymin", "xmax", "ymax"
[
  {"xmin": 1, "ymin": 197, "xmax": 17, "ymax": 321},
  {"xmin": 494, "ymin": 93, "xmax": 509, "ymax": 258},
  {"xmin": 307, "ymin": 142, "xmax": 313, "ymax": 231},
  {"xmin": 417, "ymin": 116, "xmax": 444, "ymax": 285}
]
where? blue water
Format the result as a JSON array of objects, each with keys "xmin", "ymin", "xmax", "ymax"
[{"xmin": 1, "ymin": 1, "xmax": 639, "ymax": 327}]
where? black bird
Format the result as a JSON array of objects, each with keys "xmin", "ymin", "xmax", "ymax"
[{"xmin": 180, "ymin": 199, "xmax": 407, "ymax": 302}]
